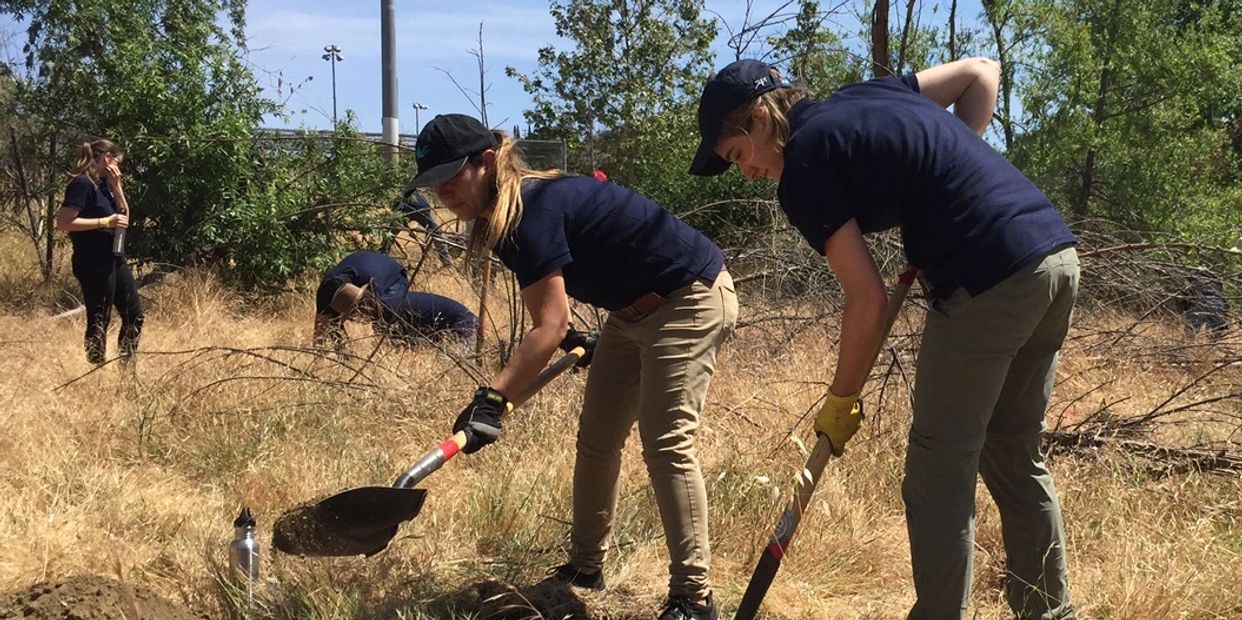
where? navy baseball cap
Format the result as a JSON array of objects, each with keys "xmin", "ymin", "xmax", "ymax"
[
  {"xmin": 407, "ymin": 114, "xmax": 499, "ymax": 189},
  {"xmin": 689, "ymin": 59, "xmax": 790, "ymax": 177}
]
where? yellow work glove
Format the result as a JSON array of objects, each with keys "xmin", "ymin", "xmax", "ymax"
[{"xmin": 814, "ymin": 390, "xmax": 863, "ymax": 456}]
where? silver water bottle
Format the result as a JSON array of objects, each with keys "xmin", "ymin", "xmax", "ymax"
[
  {"xmin": 229, "ymin": 506, "xmax": 260, "ymax": 598},
  {"xmin": 111, "ymin": 226, "xmax": 126, "ymax": 256}
]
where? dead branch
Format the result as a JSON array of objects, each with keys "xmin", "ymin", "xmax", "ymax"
[{"xmin": 1045, "ymin": 430, "xmax": 1242, "ymax": 477}]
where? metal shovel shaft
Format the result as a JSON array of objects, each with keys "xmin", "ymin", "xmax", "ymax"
[
  {"xmin": 391, "ymin": 345, "xmax": 585, "ymax": 489},
  {"xmin": 273, "ymin": 346, "xmax": 585, "ymax": 557}
]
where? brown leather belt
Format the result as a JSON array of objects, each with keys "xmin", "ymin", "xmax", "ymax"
[
  {"xmin": 611, "ymin": 267, "xmax": 727, "ymax": 323},
  {"xmin": 611, "ymin": 291, "xmax": 667, "ymax": 322}
]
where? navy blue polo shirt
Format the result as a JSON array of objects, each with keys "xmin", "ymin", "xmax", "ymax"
[
  {"xmin": 778, "ymin": 74, "xmax": 1076, "ymax": 298},
  {"xmin": 315, "ymin": 251, "xmax": 409, "ymax": 316},
  {"xmin": 381, "ymin": 292, "xmax": 477, "ymax": 341},
  {"xmin": 63, "ymin": 175, "xmax": 118, "ymax": 260},
  {"xmin": 493, "ymin": 176, "xmax": 724, "ymax": 310}
]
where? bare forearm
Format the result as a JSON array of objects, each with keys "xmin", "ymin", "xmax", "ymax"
[
  {"xmin": 954, "ymin": 73, "xmax": 1000, "ymax": 136},
  {"xmin": 829, "ymin": 293, "xmax": 887, "ymax": 397},
  {"xmin": 111, "ymin": 183, "xmax": 130, "ymax": 214},
  {"xmin": 490, "ymin": 324, "xmax": 562, "ymax": 400},
  {"xmin": 56, "ymin": 213, "xmax": 113, "ymax": 232},
  {"xmin": 915, "ymin": 57, "xmax": 1001, "ymax": 137}
]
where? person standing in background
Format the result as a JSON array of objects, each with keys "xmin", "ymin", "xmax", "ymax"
[{"xmin": 55, "ymin": 139, "xmax": 144, "ymax": 369}]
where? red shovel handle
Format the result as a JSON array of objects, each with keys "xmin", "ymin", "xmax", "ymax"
[{"xmin": 392, "ymin": 346, "xmax": 586, "ymax": 489}]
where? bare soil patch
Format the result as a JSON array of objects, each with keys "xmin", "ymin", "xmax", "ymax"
[{"xmin": 0, "ymin": 575, "xmax": 205, "ymax": 620}]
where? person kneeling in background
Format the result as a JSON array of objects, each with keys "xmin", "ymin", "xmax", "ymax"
[{"xmin": 313, "ymin": 250, "xmax": 476, "ymax": 349}]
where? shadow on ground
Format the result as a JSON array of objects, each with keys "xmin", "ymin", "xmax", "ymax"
[{"xmin": 379, "ymin": 576, "xmax": 592, "ymax": 619}]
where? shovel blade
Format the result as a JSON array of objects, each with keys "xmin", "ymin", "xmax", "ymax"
[{"xmin": 272, "ymin": 486, "xmax": 427, "ymax": 557}]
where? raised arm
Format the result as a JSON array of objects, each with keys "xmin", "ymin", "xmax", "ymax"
[{"xmin": 914, "ymin": 56, "xmax": 1001, "ymax": 136}]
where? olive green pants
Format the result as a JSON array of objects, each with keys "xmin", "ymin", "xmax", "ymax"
[
  {"xmin": 905, "ymin": 247, "xmax": 1079, "ymax": 620},
  {"xmin": 569, "ymin": 271, "xmax": 737, "ymax": 601}
]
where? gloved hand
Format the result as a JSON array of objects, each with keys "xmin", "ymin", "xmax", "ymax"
[
  {"xmin": 559, "ymin": 324, "xmax": 598, "ymax": 368},
  {"xmin": 453, "ymin": 387, "xmax": 508, "ymax": 454},
  {"xmin": 814, "ymin": 390, "xmax": 864, "ymax": 456}
]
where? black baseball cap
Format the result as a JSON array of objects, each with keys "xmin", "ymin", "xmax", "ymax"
[
  {"xmin": 689, "ymin": 59, "xmax": 791, "ymax": 177},
  {"xmin": 407, "ymin": 114, "xmax": 499, "ymax": 189}
]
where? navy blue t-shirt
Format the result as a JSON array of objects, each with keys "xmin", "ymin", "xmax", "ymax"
[
  {"xmin": 493, "ymin": 176, "xmax": 724, "ymax": 310},
  {"xmin": 380, "ymin": 292, "xmax": 477, "ymax": 341},
  {"xmin": 63, "ymin": 175, "xmax": 118, "ymax": 260},
  {"xmin": 778, "ymin": 74, "xmax": 1076, "ymax": 298},
  {"xmin": 316, "ymin": 251, "xmax": 409, "ymax": 316}
]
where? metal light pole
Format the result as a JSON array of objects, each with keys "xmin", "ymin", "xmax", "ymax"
[
  {"xmin": 321, "ymin": 44, "xmax": 343, "ymax": 126},
  {"xmin": 380, "ymin": 0, "xmax": 398, "ymax": 160},
  {"xmin": 412, "ymin": 103, "xmax": 429, "ymax": 131}
]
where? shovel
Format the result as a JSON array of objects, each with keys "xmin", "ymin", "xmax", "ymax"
[
  {"xmin": 734, "ymin": 268, "xmax": 918, "ymax": 620},
  {"xmin": 272, "ymin": 346, "xmax": 586, "ymax": 557}
]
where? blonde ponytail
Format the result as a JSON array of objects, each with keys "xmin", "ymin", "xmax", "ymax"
[{"xmin": 467, "ymin": 132, "xmax": 565, "ymax": 261}]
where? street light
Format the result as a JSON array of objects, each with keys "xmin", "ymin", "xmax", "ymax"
[
  {"xmin": 412, "ymin": 103, "xmax": 429, "ymax": 131},
  {"xmin": 321, "ymin": 44, "xmax": 343, "ymax": 126}
]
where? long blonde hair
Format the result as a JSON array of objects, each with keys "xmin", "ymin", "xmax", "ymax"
[
  {"xmin": 719, "ymin": 67, "xmax": 809, "ymax": 151},
  {"xmin": 468, "ymin": 132, "xmax": 565, "ymax": 260},
  {"xmin": 68, "ymin": 139, "xmax": 121, "ymax": 184}
]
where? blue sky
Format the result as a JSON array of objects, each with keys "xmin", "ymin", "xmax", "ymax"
[
  {"xmin": 1, "ymin": 1, "xmax": 987, "ymax": 134},
  {"xmin": 240, "ymin": 0, "xmax": 985, "ymax": 134}
]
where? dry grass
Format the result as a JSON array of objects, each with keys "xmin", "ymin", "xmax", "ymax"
[{"xmin": 0, "ymin": 232, "xmax": 1239, "ymax": 619}]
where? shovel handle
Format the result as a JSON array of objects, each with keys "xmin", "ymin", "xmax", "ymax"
[
  {"xmin": 734, "ymin": 268, "xmax": 918, "ymax": 620},
  {"xmin": 392, "ymin": 346, "xmax": 586, "ymax": 489}
]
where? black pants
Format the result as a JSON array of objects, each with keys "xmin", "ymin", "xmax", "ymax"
[{"xmin": 73, "ymin": 256, "xmax": 144, "ymax": 365}]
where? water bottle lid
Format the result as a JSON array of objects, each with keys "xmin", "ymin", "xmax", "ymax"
[{"xmin": 234, "ymin": 506, "xmax": 256, "ymax": 528}]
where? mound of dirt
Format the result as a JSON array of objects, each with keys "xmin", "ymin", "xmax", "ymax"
[{"xmin": 0, "ymin": 574, "xmax": 205, "ymax": 620}]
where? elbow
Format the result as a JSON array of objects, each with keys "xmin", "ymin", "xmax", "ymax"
[
  {"xmin": 844, "ymin": 281, "xmax": 888, "ymax": 320},
  {"xmin": 970, "ymin": 56, "xmax": 1002, "ymax": 85}
]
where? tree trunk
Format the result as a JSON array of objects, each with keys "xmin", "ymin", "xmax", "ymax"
[
  {"xmin": 476, "ymin": 23, "xmax": 488, "ymax": 126},
  {"xmin": 948, "ymin": 0, "xmax": 957, "ymax": 61},
  {"xmin": 897, "ymin": 0, "xmax": 917, "ymax": 75},
  {"xmin": 872, "ymin": 0, "xmax": 891, "ymax": 77},
  {"xmin": 1075, "ymin": 0, "xmax": 1123, "ymax": 218},
  {"xmin": 983, "ymin": 0, "xmax": 1015, "ymax": 151},
  {"xmin": 9, "ymin": 126, "xmax": 52, "ymax": 281},
  {"xmin": 46, "ymin": 133, "xmax": 56, "ymax": 280}
]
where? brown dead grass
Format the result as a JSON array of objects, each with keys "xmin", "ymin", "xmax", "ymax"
[{"xmin": 0, "ymin": 232, "xmax": 1238, "ymax": 619}]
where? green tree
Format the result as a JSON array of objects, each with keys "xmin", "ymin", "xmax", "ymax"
[
  {"xmin": 507, "ymin": 1, "xmax": 713, "ymax": 187},
  {"xmin": 1, "ymin": 0, "xmax": 410, "ymax": 287},
  {"xmin": 766, "ymin": 0, "xmax": 866, "ymax": 97},
  {"xmin": 1009, "ymin": 0, "xmax": 1242, "ymax": 238},
  {"xmin": 510, "ymin": 0, "xmax": 782, "ymax": 244}
]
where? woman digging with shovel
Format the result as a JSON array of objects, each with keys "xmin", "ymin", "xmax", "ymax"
[
  {"xmin": 406, "ymin": 113, "xmax": 737, "ymax": 620},
  {"xmin": 690, "ymin": 58, "xmax": 1078, "ymax": 619}
]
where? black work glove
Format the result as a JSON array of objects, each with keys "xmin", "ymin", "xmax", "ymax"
[
  {"xmin": 559, "ymin": 324, "xmax": 599, "ymax": 368},
  {"xmin": 453, "ymin": 387, "xmax": 508, "ymax": 454}
]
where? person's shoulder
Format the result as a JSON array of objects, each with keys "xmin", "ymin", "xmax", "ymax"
[
  {"xmin": 521, "ymin": 175, "xmax": 593, "ymax": 208},
  {"xmin": 66, "ymin": 174, "xmax": 94, "ymax": 190}
]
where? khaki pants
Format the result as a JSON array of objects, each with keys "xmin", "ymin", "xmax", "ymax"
[
  {"xmin": 905, "ymin": 246, "xmax": 1079, "ymax": 620},
  {"xmin": 570, "ymin": 271, "xmax": 737, "ymax": 600}
]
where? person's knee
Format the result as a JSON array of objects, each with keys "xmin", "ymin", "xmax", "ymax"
[
  {"xmin": 639, "ymin": 421, "xmax": 698, "ymax": 469},
  {"xmin": 575, "ymin": 430, "xmax": 626, "ymax": 464}
]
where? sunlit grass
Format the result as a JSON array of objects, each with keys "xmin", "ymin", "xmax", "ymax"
[{"xmin": 0, "ymin": 233, "xmax": 1238, "ymax": 618}]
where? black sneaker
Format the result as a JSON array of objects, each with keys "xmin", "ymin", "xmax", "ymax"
[
  {"xmin": 547, "ymin": 563, "xmax": 605, "ymax": 591},
  {"xmin": 658, "ymin": 592, "xmax": 718, "ymax": 620}
]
